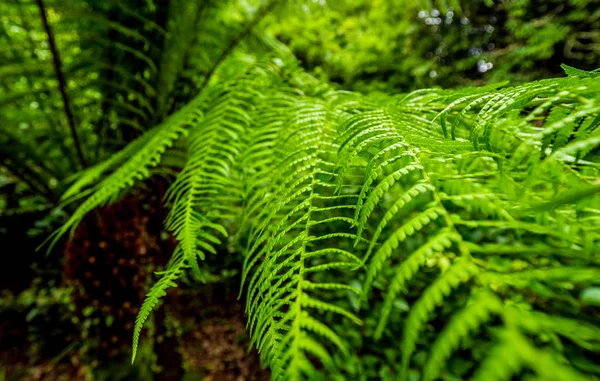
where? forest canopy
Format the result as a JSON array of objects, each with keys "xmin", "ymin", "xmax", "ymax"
[{"xmin": 1, "ymin": 0, "xmax": 599, "ymax": 380}]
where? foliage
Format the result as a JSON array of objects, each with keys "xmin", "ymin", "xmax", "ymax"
[
  {"xmin": 1, "ymin": 0, "xmax": 600, "ymax": 380},
  {"xmin": 267, "ymin": 0, "xmax": 600, "ymax": 92},
  {"xmin": 52, "ymin": 57, "xmax": 600, "ymax": 379}
]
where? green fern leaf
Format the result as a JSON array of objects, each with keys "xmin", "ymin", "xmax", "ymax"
[
  {"xmin": 400, "ymin": 257, "xmax": 479, "ymax": 378},
  {"xmin": 132, "ymin": 256, "xmax": 186, "ymax": 363},
  {"xmin": 422, "ymin": 290, "xmax": 503, "ymax": 381},
  {"xmin": 372, "ymin": 229, "xmax": 460, "ymax": 339}
]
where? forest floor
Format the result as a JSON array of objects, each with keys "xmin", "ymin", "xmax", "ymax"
[
  {"xmin": 175, "ymin": 288, "xmax": 270, "ymax": 381},
  {"xmin": 1, "ymin": 288, "xmax": 269, "ymax": 381}
]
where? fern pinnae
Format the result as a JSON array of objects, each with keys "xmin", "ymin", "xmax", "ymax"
[
  {"xmin": 240, "ymin": 101, "xmax": 362, "ymax": 379},
  {"xmin": 298, "ymin": 335, "xmax": 336, "ymax": 372},
  {"xmin": 472, "ymin": 86, "xmax": 531, "ymax": 132},
  {"xmin": 364, "ymin": 141, "xmax": 410, "ymax": 176},
  {"xmin": 399, "ymin": 257, "xmax": 479, "ymax": 379},
  {"xmin": 539, "ymin": 104, "xmax": 600, "ymax": 144},
  {"xmin": 506, "ymin": 308, "xmax": 600, "ymax": 352},
  {"xmin": 163, "ymin": 86, "xmax": 250, "ymax": 271},
  {"xmin": 244, "ymin": 162, "xmax": 316, "ymax": 226},
  {"xmin": 252, "ymin": 231, "xmax": 305, "ymax": 297},
  {"xmin": 355, "ymin": 161, "xmax": 424, "ymax": 233},
  {"xmin": 249, "ymin": 262, "xmax": 301, "ymax": 336},
  {"xmin": 273, "ymin": 154, "xmax": 323, "ymax": 378},
  {"xmin": 46, "ymin": 107, "xmax": 193, "ymax": 251},
  {"xmin": 477, "ymin": 85, "xmax": 555, "ymax": 150},
  {"xmin": 362, "ymin": 180, "xmax": 435, "ymax": 263},
  {"xmin": 335, "ymin": 134, "xmax": 398, "ymax": 192},
  {"xmin": 470, "ymin": 329, "xmax": 527, "ymax": 381},
  {"xmin": 470, "ymin": 91, "xmax": 509, "ymax": 149},
  {"xmin": 244, "ymin": 209, "xmax": 306, "ymax": 272},
  {"xmin": 301, "ymin": 295, "xmax": 361, "ymax": 325},
  {"xmin": 132, "ymin": 255, "xmax": 187, "ymax": 363},
  {"xmin": 304, "ymin": 261, "xmax": 359, "ymax": 273},
  {"xmin": 336, "ymin": 110, "xmax": 389, "ymax": 151},
  {"xmin": 60, "ymin": 128, "xmax": 159, "ymax": 202},
  {"xmin": 472, "ymin": 329, "xmax": 589, "ymax": 381},
  {"xmin": 452, "ymin": 218, "xmax": 581, "ymax": 242},
  {"xmin": 309, "ymin": 215, "xmax": 355, "ymax": 226},
  {"xmin": 241, "ymin": 201, "xmax": 309, "ymax": 294},
  {"xmin": 553, "ymin": 116, "xmax": 584, "ymax": 152},
  {"xmin": 363, "ymin": 204, "xmax": 445, "ymax": 296},
  {"xmin": 348, "ymin": 142, "xmax": 412, "ymax": 224},
  {"xmin": 434, "ymin": 93, "xmax": 484, "ymax": 138},
  {"xmin": 421, "ymin": 290, "xmax": 504, "ymax": 381},
  {"xmin": 302, "ymin": 280, "xmax": 361, "ymax": 295},
  {"xmin": 370, "ymin": 229, "xmax": 460, "ymax": 336},
  {"xmin": 336, "ymin": 110, "xmax": 398, "ymax": 160},
  {"xmin": 245, "ymin": 233, "xmax": 307, "ymax": 320},
  {"xmin": 450, "ymin": 92, "xmax": 498, "ymax": 141},
  {"xmin": 465, "ymin": 242, "xmax": 596, "ymax": 262},
  {"xmin": 338, "ymin": 123, "xmax": 396, "ymax": 162},
  {"xmin": 244, "ymin": 180, "xmax": 313, "ymax": 262},
  {"xmin": 574, "ymin": 116, "xmax": 600, "ymax": 145}
]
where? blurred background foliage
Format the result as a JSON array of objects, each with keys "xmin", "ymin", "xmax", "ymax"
[
  {"xmin": 0, "ymin": 0, "xmax": 598, "ymax": 380},
  {"xmin": 267, "ymin": 0, "xmax": 600, "ymax": 93}
]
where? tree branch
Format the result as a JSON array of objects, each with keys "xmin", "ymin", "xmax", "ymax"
[{"xmin": 36, "ymin": 0, "xmax": 87, "ymax": 168}]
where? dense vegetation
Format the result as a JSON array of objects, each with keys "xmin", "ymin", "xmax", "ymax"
[{"xmin": 1, "ymin": 0, "xmax": 599, "ymax": 380}]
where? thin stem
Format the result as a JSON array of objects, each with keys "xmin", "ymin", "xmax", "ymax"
[
  {"xmin": 36, "ymin": 0, "xmax": 87, "ymax": 168},
  {"xmin": 10, "ymin": 3, "xmax": 78, "ymax": 172}
]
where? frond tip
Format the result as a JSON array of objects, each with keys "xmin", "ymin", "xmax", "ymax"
[{"xmin": 132, "ymin": 258, "xmax": 186, "ymax": 363}]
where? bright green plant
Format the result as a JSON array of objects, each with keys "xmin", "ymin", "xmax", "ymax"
[
  {"xmin": 51, "ymin": 59, "xmax": 600, "ymax": 379},
  {"xmin": 2, "ymin": 0, "xmax": 599, "ymax": 379}
]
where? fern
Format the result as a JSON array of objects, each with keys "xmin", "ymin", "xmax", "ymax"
[
  {"xmin": 472, "ymin": 329, "xmax": 590, "ymax": 381},
  {"xmin": 4, "ymin": 0, "xmax": 597, "ymax": 377},
  {"xmin": 131, "ymin": 253, "xmax": 186, "ymax": 363},
  {"xmin": 371, "ymin": 229, "xmax": 459, "ymax": 339},
  {"xmin": 131, "ymin": 67, "xmax": 281, "ymax": 360},
  {"xmin": 399, "ymin": 257, "xmax": 479, "ymax": 378},
  {"xmin": 330, "ymin": 72, "xmax": 599, "ymax": 379},
  {"xmin": 561, "ymin": 64, "xmax": 600, "ymax": 78},
  {"xmin": 422, "ymin": 290, "xmax": 503, "ymax": 381},
  {"xmin": 240, "ymin": 96, "xmax": 363, "ymax": 379},
  {"xmin": 46, "ymin": 97, "xmax": 196, "ymax": 249},
  {"xmin": 41, "ymin": 37, "xmax": 600, "ymax": 379}
]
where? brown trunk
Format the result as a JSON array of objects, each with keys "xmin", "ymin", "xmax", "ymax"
[{"xmin": 64, "ymin": 181, "xmax": 175, "ymax": 365}]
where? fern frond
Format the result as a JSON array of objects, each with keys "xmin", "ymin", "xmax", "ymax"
[
  {"xmin": 46, "ymin": 97, "xmax": 198, "ymax": 249},
  {"xmin": 60, "ymin": 129, "xmax": 162, "ymax": 202},
  {"xmin": 240, "ymin": 97, "xmax": 364, "ymax": 380},
  {"xmin": 562, "ymin": 63, "xmax": 600, "ymax": 78},
  {"xmin": 506, "ymin": 308, "xmax": 600, "ymax": 352},
  {"xmin": 363, "ymin": 207, "xmax": 448, "ymax": 297},
  {"xmin": 132, "ymin": 253, "xmax": 187, "ymax": 363},
  {"xmin": 472, "ymin": 329, "xmax": 589, "ymax": 381},
  {"xmin": 422, "ymin": 290, "xmax": 503, "ymax": 381},
  {"xmin": 399, "ymin": 257, "xmax": 479, "ymax": 378},
  {"xmin": 43, "ymin": 38, "xmax": 599, "ymax": 380},
  {"xmin": 164, "ymin": 78, "xmax": 257, "ymax": 275},
  {"xmin": 371, "ymin": 229, "xmax": 460, "ymax": 338}
]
